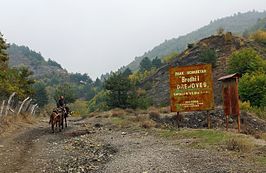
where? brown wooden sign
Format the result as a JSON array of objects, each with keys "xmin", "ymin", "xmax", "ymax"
[{"xmin": 169, "ymin": 64, "xmax": 214, "ymax": 112}]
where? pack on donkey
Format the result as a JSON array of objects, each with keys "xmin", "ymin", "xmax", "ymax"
[{"xmin": 49, "ymin": 96, "xmax": 70, "ymax": 133}]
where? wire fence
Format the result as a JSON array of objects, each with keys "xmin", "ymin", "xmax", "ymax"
[{"xmin": 0, "ymin": 92, "xmax": 39, "ymax": 120}]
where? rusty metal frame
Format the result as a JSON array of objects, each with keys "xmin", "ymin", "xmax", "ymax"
[{"xmin": 218, "ymin": 73, "xmax": 241, "ymax": 132}]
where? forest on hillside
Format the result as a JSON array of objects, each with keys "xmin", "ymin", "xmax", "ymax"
[
  {"xmin": 127, "ymin": 11, "xmax": 266, "ymax": 71},
  {"xmin": 2, "ymin": 41, "xmax": 103, "ymax": 113}
]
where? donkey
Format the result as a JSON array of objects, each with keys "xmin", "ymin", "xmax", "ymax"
[
  {"xmin": 60, "ymin": 106, "xmax": 70, "ymax": 129},
  {"xmin": 49, "ymin": 110, "xmax": 62, "ymax": 133}
]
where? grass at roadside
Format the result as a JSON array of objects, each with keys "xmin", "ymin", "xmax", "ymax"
[
  {"xmin": 0, "ymin": 114, "xmax": 36, "ymax": 136},
  {"xmin": 107, "ymin": 112, "xmax": 260, "ymax": 153},
  {"xmin": 105, "ymin": 108, "xmax": 157, "ymax": 129},
  {"xmin": 256, "ymin": 156, "xmax": 266, "ymax": 164},
  {"xmin": 87, "ymin": 108, "xmax": 266, "ymax": 169},
  {"xmin": 110, "ymin": 115, "xmax": 157, "ymax": 129},
  {"xmin": 111, "ymin": 117, "xmax": 127, "ymax": 126},
  {"xmin": 240, "ymin": 101, "xmax": 266, "ymax": 120},
  {"xmin": 260, "ymin": 132, "xmax": 266, "ymax": 141},
  {"xmin": 90, "ymin": 108, "xmax": 265, "ymax": 154},
  {"xmin": 156, "ymin": 128, "xmax": 259, "ymax": 152}
]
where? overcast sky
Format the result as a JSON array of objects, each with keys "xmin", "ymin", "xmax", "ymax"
[{"xmin": 0, "ymin": 0, "xmax": 266, "ymax": 79}]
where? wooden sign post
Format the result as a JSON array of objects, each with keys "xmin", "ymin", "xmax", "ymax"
[
  {"xmin": 169, "ymin": 64, "xmax": 215, "ymax": 128},
  {"xmin": 218, "ymin": 73, "xmax": 241, "ymax": 132}
]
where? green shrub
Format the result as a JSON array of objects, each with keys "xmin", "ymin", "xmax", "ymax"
[
  {"xmin": 251, "ymin": 30, "xmax": 266, "ymax": 44},
  {"xmin": 224, "ymin": 32, "xmax": 233, "ymax": 42},
  {"xmin": 239, "ymin": 71, "xmax": 266, "ymax": 107},
  {"xmin": 199, "ymin": 48, "xmax": 218, "ymax": 67},
  {"xmin": 128, "ymin": 68, "xmax": 156, "ymax": 85},
  {"xmin": 226, "ymin": 138, "xmax": 253, "ymax": 152},
  {"xmin": 88, "ymin": 90, "xmax": 109, "ymax": 112},
  {"xmin": 69, "ymin": 99, "xmax": 88, "ymax": 116},
  {"xmin": 241, "ymin": 104, "xmax": 266, "ymax": 120},
  {"xmin": 240, "ymin": 101, "xmax": 252, "ymax": 111},
  {"xmin": 227, "ymin": 48, "xmax": 266, "ymax": 75},
  {"xmin": 162, "ymin": 51, "xmax": 179, "ymax": 63},
  {"xmin": 127, "ymin": 88, "xmax": 152, "ymax": 109}
]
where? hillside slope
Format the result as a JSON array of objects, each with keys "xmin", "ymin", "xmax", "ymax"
[
  {"xmin": 140, "ymin": 33, "xmax": 266, "ymax": 106},
  {"xmin": 8, "ymin": 44, "xmax": 67, "ymax": 77},
  {"xmin": 128, "ymin": 11, "xmax": 266, "ymax": 71},
  {"xmin": 244, "ymin": 17, "xmax": 266, "ymax": 35},
  {"xmin": 7, "ymin": 44, "xmax": 98, "ymax": 103}
]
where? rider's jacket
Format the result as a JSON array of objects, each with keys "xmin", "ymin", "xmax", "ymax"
[{"xmin": 57, "ymin": 98, "xmax": 65, "ymax": 108}]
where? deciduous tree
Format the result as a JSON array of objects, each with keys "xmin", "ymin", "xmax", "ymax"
[
  {"xmin": 239, "ymin": 71, "xmax": 266, "ymax": 107},
  {"xmin": 227, "ymin": 48, "xmax": 266, "ymax": 75}
]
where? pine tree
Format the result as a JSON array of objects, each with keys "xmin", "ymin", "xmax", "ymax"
[
  {"xmin": 94, "ymin": 78, "xmax": 102, "ymax": 88},
  {"xmin": 33, "ymin": 82, "xmax": 48, "ymax": 107},
  {"xmin": 139, "ymin": 57, "xmax": 152, "ymax": 72},
  {"xmin": 122, "ymin": 68, "xmax": 132, "ymax": 77},
  {"xmin": 104, "ymin": 73, "xmax": 131, "ymax": 108},
  {"xmin": 199, "ymin": 48, "xmax": 218, "ymax": 67},
  {"xmin": 0, "ymin": 33, "xmax": 8, "ymax": 70},
  {"xmin": 152, "ymin": 57, "xmax": 162, "ymax": 68}
]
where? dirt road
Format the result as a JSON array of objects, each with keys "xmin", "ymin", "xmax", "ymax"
[
  {"xmin": 0, "ymin": 116, "xmax": 265, "ymax": 173},
  {"xmin": 0, "ymin": 119, "xmax": 64, "ymax": 173}
]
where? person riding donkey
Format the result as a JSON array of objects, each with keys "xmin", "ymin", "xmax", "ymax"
[
  {"xmin": 57, "ymin": 95, "xmax": 66, "ymax": 108},
  {"xmin": 57, "ymin": 95, "xmax": 70, "ymax": 116},
  {"xmin": 56, "ymin": 96, "xmax": 70, "ymax": 128}
]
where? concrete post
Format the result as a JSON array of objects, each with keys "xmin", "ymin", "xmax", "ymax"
[
  {"xmin": 5, "ymin": 92, "xmax": 16, "ymax": 116},
  {"xmin": 17, "ymin": 97, "xmax": 30, "ymax": 116}
]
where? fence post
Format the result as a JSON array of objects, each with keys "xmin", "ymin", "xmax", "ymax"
[
  {"xmin": 0, "ymin": 100, "xmax": 6, "ymax": 117},
  {"xmin": 5, "ymin": 92, "xmax": 16, "ymax": 116},
  {"xmin": 24, "ymin": 99, "xmax": 32, "ymax": 112},
  {"xmin": 30, "ymin": 104, "xmax": 38, "ymax": 116},
  {"xmin": 32, "ymin": 106, "xmax": 38, "ymax": 116},
  {"xmin": 17, "ymin": 97, "xmax": 30, "ymax": 116}
]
